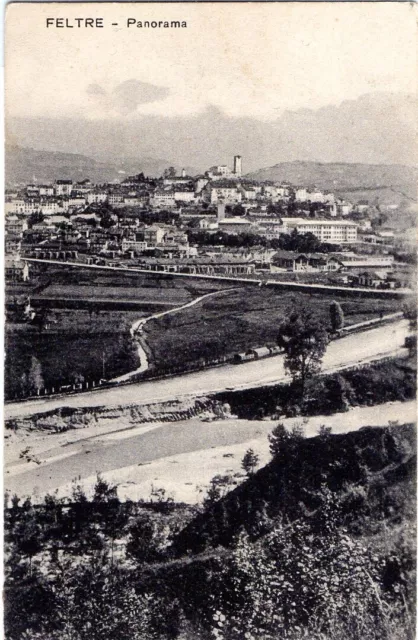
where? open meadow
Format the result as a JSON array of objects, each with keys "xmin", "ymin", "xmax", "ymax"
[{"xmin": 144, "ymin": 287, "xmax": 400, "ymax": 375}]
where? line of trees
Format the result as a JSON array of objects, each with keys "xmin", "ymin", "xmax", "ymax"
[{"xmin": 187, "ymin": 228, "xmax": 340, "ymax": 253}]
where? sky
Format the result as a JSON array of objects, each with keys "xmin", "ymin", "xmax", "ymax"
[{"xmin": 5, "ymin": 2, "xmax": 417, "ymax": 122}]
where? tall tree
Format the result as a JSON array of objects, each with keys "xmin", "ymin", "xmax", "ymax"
[
  {"xmin": 241, "ymin": 449, "xmax": 260, "ymax": 477},
  {"xmin": 329, "ymin": 300, "xmax": 345, "ymax": 333},
  {"xmin": 278, "ymin": 306, "xmax": 328, "ymax": 398},
  {"xmin": 27, "ymin": 356, "xmax": 44, "ymax": 394}
]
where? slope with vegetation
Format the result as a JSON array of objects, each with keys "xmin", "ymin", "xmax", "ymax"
[
  {"xmin": 246, "ymin": 160, "xmax": 418, "ymax": 205},
  {"xmin": 4, "ymin": 420, "xmax": 416, "ymax": 640}
]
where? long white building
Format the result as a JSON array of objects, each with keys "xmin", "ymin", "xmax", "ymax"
[{"xmin": 281, "ymin": 218, "xmax": 358, "ymax": 243}]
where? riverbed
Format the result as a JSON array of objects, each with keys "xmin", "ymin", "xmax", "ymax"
[{"xmin": 5, "ymin": 400, "xmax": 415, "ymax": 504}]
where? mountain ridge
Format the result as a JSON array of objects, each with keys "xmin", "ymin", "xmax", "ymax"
[
  {"xmin": 7, "ymin": 145, "xmax": 417, "ymax": 200},
  {"xmin": 246, "ymin": 160, "xmax": 418, "ymax": 205},
  {"xmin": 5, "ymin": 144, "xmax": 176, "ymax": 186}
]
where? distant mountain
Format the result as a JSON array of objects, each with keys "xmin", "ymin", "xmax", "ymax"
[
  {"xmin": 7, "ymin": 92, "xmax": 416, "ymax": 172},
  {"xmin": 246, "ymin": 161, "xmax": 418, "ymax": 206},
  {"xmin": 5, "ymin": 145, "xmax": 177, "ymax": 186}
]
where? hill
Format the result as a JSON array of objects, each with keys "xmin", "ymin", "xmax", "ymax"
[
  {"xmin": 5, "ymin": 145, "xmax": 175, "ymax": 186},
  {"xmin": 246, "ymin": 161, "xmax": 418, "ymax": 206},
  {"xmin": 172, "ymin": 422, "xmax": 416, "ymax": 554}
]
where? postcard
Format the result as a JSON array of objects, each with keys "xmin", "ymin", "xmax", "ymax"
[{"xmin": 4, "ymin": 3, "xmax": 417, "ymax": 639}]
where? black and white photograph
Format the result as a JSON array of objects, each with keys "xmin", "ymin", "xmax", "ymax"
[{"xmin": 3, "ymin": 2, "xmax": 417, "ymax": 638}]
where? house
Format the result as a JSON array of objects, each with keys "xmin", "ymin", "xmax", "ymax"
[
  {"xmin": 5, "ymin": 234, "xmax": 22, "ymax": 256},
  {"xmin": 295, "ymin": 188, "xmax": 308, "ymax": 202},
  {"xmin": 206, "ymin": 165, "xmax": 231, "ymax": 180},
  {"xmin": 248, "ymin": 347, "xmax": 271, "ymax": 359},
  {"xmin": 120, "ymin": 196, "xmax": 139, "ymax": 206},
  {"xmin": 357, "ymin": 271, "xmax": 386, "ymax": 288},
  {"xmin": 40, "ymin": 199, "xmax": 65, "ymax": 214},
  {"xmin": 174, "ymin": 188, "xmax": 196, "ymax": 203},
  {"xmin": 163, "ymin": 231, "xmax": 188, "ymax": 246},
  {"xmin": 6, "ymin": 215, "xmax": 28, "ymax": 235},
  {"xmin": 87, "ymin": 191, "xmax": 108, "ymax": 204},
  {"xmin": 5, "ymin": 258, "xmax": 30, "ymax": 282},
  {"xmin": 272, "ymin": 250, "xmax": 306, "ymax": 271},
  {"xmin": 240, "ymin": 186, "xmax": 257, "ymax": 201},
  {"xmin": 308, "ymin": 189, "xmax": 326, "ymax": 204},
  {"xmin": 198, "ymin": 217, "xmax": 218, "ymax": 230},
  {"xmin": 151, "ymin": 189, "xmax": 176, "ymax": 208},
  {"xmin": 272, "ymin": 250, "xmax": 339, "ymax": 272},
  {"xmin": 5, "ymin": 198, "xmax": 42, "ymax": 215},
  {"xmin": 121, "ymin": 236, "xmax": 148, "ymax": 253},
  {"xmin": 205, "ymin": 181, "xmax": 242, "ymax": 204},
  {"xmin": 336, "ymin": 200, "xmax": 353, "ymax": 216},
  {"xmin": 68, "ymin": 196, "xmax": 87, "ymax": 208},
  {"xmin": 163, "ymin": 175, "xmax": 194, "ymax": 187},
  {"xmin": 218, "ymin": 217, "xmax": 254, "ymax": 234},
  {"xmin": 39, "ymin": 185, "xmax": 55, "ymax": 197},
  {"xmin": 26, "ymin": 185, "xmax": 40, "ymax": 197},
  {"xmin": 144, "ymin": 225, "xmax": 167, "ymax": 245},
  {"xmin": 54, "ymin": 180, "xmax": 73, "ymax": 197},
  {"xmin": 108, "ymin": 193, "xmax": 125, "ymax": 205}
]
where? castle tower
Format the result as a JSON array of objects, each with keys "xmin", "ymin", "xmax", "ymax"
[{"xmin": 233, "ymin": 155, "xmax": 242, "ymax": 177}]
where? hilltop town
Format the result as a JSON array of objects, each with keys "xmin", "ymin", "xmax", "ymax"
[{"xmin": 5, "ymin": 155, "xmax": 415, "ymax": 289}]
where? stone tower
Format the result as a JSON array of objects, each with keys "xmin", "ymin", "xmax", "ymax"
[{"xmin": 233, "ymin": 155, "xmax": 242, "ymax": 177}]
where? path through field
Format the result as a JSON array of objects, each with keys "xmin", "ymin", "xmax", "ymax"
[{"xmin": 110, "ymin": 287, "xmax": 240, "ymax": 383}]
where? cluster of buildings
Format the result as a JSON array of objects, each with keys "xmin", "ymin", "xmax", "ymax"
[
  {"xmin": 5, "ymin": 155, "xmax": 355, "ymax": 217},
  {"xmin": 5, "ymin": 154, "xmax": 410, "ymax": 289}
]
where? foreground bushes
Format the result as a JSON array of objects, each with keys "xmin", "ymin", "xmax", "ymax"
[
  {"xmin": 4, "ymin": 425, "xmax": 415, "ymax": 640},
  {"xmin": 210, "ymin": 491, "xmax": 413, "ymax": 640}
]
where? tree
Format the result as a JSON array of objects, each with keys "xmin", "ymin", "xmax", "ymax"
[
  {"xmin": 163, "ymin": 166, "xmax": 176, "ymax": 178},
  {"xmin": 278, "ymin": 306, "xmax": 328, "ymax": 399},
  {"xmin": 126, "ymin": 514, "xmax": 165, "ymax": 563},
  {"xmin": 27, "ymin": 211, "xmax": 44, "ymax": 228},
  {"xmin": 241, "ymin": 449, "xmax": 259, "ymax": 477},
  {"xmin": 329, "ymin": 300, "xmax": 345, "ymax": 333},
  {"xmin": 203, "ymin": 474, "xmax": 235, "ymax": 509},
  {"xmin": 268, "ymin": 422, "xmax": 290, "ymax": 458},
  {"xmin": 27, "ymin": 356, "xmax": 44, "ymax": 394},
  {"xmin": 99, "ymin": 212, "xmax": 115, "ymax": 229},
  {"xmin": 212, "ymin": 489, "xmax": 387, "ymax": 640},
  {"xmin": 231, "ymin": 204, "xmax": 245, "ymax": 217},
  {"xmin": 318, "ymin": 424, "xmax": 332, "ymax": 438}
]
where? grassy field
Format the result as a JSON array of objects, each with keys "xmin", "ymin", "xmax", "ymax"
[
  {"xmin": 144, "ymin": 287, "xmax": 400, "ymax": 374},
  {"xmin": 37, "ymin": 284, "xmax": 193, "ymax": 304},
  {"xmin": 6, "ymin": 266, "xmax": 232, "ymax": 400},
  {"xmin": 5, "ymin": 264, "xmax": 403, "ymax": 399},
  {"xmin": 5, "ymin": 309, "xmax": 142, "ymax": 400}
]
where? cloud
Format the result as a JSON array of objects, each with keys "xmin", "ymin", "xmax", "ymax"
[
  {"xmin": 86, "ymin": 80, "xmax": 170, "ymax": 116},
  {"xmin": 86, "ymin": 84, "xmax": 107, "ymax": 97}
]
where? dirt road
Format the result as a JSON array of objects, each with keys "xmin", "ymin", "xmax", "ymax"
[{"xmin": 4, "ymin": 320, "xmax": 409, "ymax": 420}]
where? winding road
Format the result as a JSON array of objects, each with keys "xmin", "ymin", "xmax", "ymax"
[
  {"xmin": 110, "ymin": 287, "xmax": 240, "ymax": 383},
  {"xmin": 4, "ymin": 320, "xmax": 409, "ymax": 421}
]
